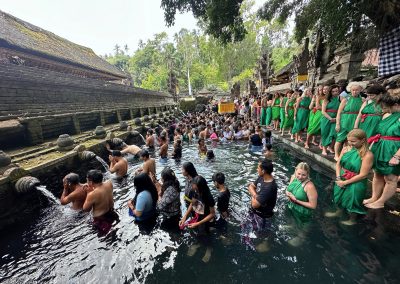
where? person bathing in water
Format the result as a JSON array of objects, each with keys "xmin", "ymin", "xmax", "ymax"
[
  {"xmin": 60, "ymin": 173, "xmax": 87, "ymax": 210},
  {"xmin": 83, "ymin": 170, "xmax": 118, "ymax": 234},
  {"xmin": 135, "ymin": 149, "xmax": 156, "ymax": 177},
  {"xmin": 159, "ymin": 136, "xmax": 168, "ymax": 162},
  {"xmin": 109, "ymin": 150, "xmax": 128, "ymax": 178}
]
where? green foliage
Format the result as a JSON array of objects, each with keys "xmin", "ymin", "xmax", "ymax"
[
  {"xmin": 161, "ymin": 0, "xmax": 246, "ymax": 44},
  {"xmin": 106, "ymin": 0, "xmax": 299, "ymax": 93}
]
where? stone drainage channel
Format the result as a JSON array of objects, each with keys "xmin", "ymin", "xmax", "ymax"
[{"xmin": 0, "ymin": 109, "xmax": 176, "ymax": 230}]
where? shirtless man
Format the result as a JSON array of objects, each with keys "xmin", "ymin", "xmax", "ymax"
[
  {"xmin": 83, "ymin": 170, "xmax": 118, "ymax": 232},
  {"xmin": 159, "ymin": 136, "xmax": 168, "ymax": 160},
  {"xmin": 199, "ymin": 126, "xmax": 208, "ymax": 140},
  {"xmin": 60, "ymin": 173, "xmax": 87, "ymax": 210},
  {"xmin": 146, "ymin": 129, "xmax": 155, "ymax": 149},
  {"xmin": 109, "ymin": 150, "xmax": 128, "ymax": 178},
  {"xmin": 135, "ymin": 149, "xmax": 156, "ymax": 177},
  {"xmin": 106, "ymin": 139, "xmax": 141, "ymax": 157}
]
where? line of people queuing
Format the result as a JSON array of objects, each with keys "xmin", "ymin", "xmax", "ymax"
[{"xmin": 226, "ymin": 80, "xmax": 399, "ymax": 217}]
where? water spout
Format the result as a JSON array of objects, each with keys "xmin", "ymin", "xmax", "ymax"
[
  {"xmin": 35, "ymin": 185, "xmax": 60, "ymax": 205},
  {"xmin": 95, "ymin": 156, "xmax": 109, "ymax": 172},
  {"xmin": 139, "ymin": 134, "xmax": 146, "ymax": 144}
]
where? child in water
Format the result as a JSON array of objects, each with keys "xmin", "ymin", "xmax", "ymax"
[
  {"xmin": 264, "ymin": 144, "xmax": 275, "ymax": 159},
  {"xmin": 198, "ymin": 138, "xmax": 207, "ymax": 158},
  {"xmin": 206, "ymin": 150, "xmax": 215, "ymax": 162}
]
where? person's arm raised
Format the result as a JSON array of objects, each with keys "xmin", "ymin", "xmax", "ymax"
[{"xmin": 82, "ymin": 192, "xmax": 94, "ymax": 212}]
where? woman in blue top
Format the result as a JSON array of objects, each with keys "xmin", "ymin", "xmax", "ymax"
[{"xmin": 128, "ymin": 173, "xmax": 158, "ymax": 222}]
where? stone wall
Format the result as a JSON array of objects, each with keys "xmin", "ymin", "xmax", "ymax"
[{"xmin": 0, "ymin": 63, "xmax": 175, "ymax": 148}]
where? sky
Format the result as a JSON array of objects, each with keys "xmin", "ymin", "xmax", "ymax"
[{"xmin": 0, "ymin": 0, "xmax": 265, "ymax": 56}]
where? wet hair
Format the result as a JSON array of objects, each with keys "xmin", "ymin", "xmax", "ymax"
[
  {"xmin": 87, "ymin": 170, "xmax": 103, "ymax": 183},
  {"xmin": 266, "ymin": 143, "xmax": 272, "ymax": 151},
  {"xmin": 147, "ymin": 129, "xmax": 154, "ymax": 135},
  {"xmin": 133, "ymin": 173, "xmax": 158, "ymax": 206},
  {"xmin": 206, "ymin": 150, "xmax": 215, "ymax": 160},
  {"xmin": 191, "ymin": 175, "xmax": 213, "ymax": 199},
  {"xmin": 295, "ymin": 162, "xmax": 310, "ymax": 176},
  {"xmin": 366, "ymin": 85, "xmax": 386, "ymax": 95},
  {"xmin": 65, "ymin": 173, "xmax": 79, "ymax": 185},
  {"xmin": 182, "ymin": 162, "xmax": 198, "ymax": 178},
  {"xmin": 161, "ymin": 167, "xmax": 180, "ymax": 193},
  {"xmin": 111, "ymin": 150, "xmax": 122, "ymax": 157},
  {"xmin": 259, "ymin": 159, "xmax": 273, "ymax": 174},
  {"xmin": 212, "ymin": 172, "xmax": 225, "ymax": 185},
  {"xmin": 347, "ymin": 129, "xmax": 369, "ymax": 158},
  {"xmin": 139, "ymin": 149, "xmax": 149, "ymax": 158},
  {"xmin": 198, "ymin": 138, "xmax": 205, "ymax": 145},
  {"xmin": 377, "ymin": 92, "xmax": 400, "ymax": 107},
  {"xmin": 265, "ymin": 130, "xmax": 272, "ymax": 138}
]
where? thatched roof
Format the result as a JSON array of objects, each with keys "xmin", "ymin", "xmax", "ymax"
[
  {"xmin": 274, "ymin": 61, "xmax": 294, "ymax": 78},
  {"xmin": 0, "ymin": 10, "xmax": 126, "ymax": 79}
]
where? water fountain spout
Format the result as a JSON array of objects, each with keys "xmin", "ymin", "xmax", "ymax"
[
  {"xmin": 35, "ymin": 185, "xmax": 60, "ymax": 205},
  {"xmin": 95, "ymin": 156, "xmax": 110, "ymax": 172},
  {"xmin": 15, "ymin": 176, "xmax": 40, "ymax": 194}
]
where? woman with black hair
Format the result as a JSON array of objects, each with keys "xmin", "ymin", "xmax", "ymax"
[
  {"xmin": 127, "ymin": 173, "xmax": 158, "ymax": 222},
  {"xmin": 179, "ymin": 175, "xmax": 216, "ymax": 262},
  {"xmin": 154, "ymin": 168, "xmax": 181, "ymax": 229},
  {"xmin": 182, "ymin": 162, "xmax": 198, "ymax": 207}
]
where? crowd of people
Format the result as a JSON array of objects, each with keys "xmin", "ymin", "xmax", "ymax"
[{"xmin": 59, "ymin": 79, "xmax": 399, "ymax": 260}]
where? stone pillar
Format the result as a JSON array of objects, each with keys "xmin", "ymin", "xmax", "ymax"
[
  {"xmin": 116, "ymin": 110, "xmax": 122, "ymax": 122},
  {"xmin": 72, "ymin": 115, "xmax": 81, "ymax": 134},
  {"xmin": 22, "ymin": 118, "xmax": 43, "ymax": 145},
  {"xmin": 99, "ymin": 111, "xmax": 106, "ymax": 126}
]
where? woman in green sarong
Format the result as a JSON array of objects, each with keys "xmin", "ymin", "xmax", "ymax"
[
  {"xmin": 279, "ymin": 92, "xmax": 288, "ymax": 133},
  {"xmin": 271, "ymin": 93, "xmax": 281, "ymax": 130},
  {"xmin": 282, "ymin": 91, "xmax": 296, "ymax": 137},
  {"xmin": 264, "ymin": 93, "xmax": 273, "ymax": 127},
  {"xmin": 320, "ymin": 84, "xmax": 340, "ymax": 156},
  {"xmin": 325, "ymin": 129, "xmax": 373, "ymax": 225},
  {"xmin": 334, "ymin": 83, "xmax": 364, "ymax": 161},
  {"xmin": 354, "ymin": 85, "xmax": 384, "ymax": 138},
  {"xmin": 285, "ymin": 162, "xmax": 317, "ymax": 246},
  {"xmin": 259, "ymin": 95, "xmax": 268, "ymax": 126},
  {"xmin": 305, "ymin": 86, "xmax": 326, "ymax": 149},
  {"xmin": 364, "ymin": 93, "xmax": 400, "ymax": 209},
  {"xmin": 291, "ymin": 88, "xmax": 312, "ymax": 143}
]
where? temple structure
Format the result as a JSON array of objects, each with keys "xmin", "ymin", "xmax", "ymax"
[
  {"xmin": 260, "ymin": 34, "xmax": 379, "ymax": 93},
  {"xmin": 0, "ymin": 10, "xmax": 174, "ymax": 149}
]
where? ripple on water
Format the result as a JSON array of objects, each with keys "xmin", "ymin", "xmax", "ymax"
[{"xmin": 1, "ymin": 142, "xmax": 400, "ymax": 283}]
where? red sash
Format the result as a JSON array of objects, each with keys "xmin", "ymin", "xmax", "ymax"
[
  {"xmin": 298, "ymin": 106, "xmax": 309, "ymax": 110},
  {"xmin": 361, "ymin": 113, "xmax": 382, "ymax": 123},
  {"xmin": 326, "ymin": 109, "xmax": 338, "ymax": 113},
  {"xmin": 341, "ymin": 168, "xmax": 357, "ymax": 180},
  {"xmin": 368, "ymin": 134, "xmax": 400, "ymax": 144},
  {"xmin": 342, "ymin": 111, "xmax": 358, "ymax": 114}
]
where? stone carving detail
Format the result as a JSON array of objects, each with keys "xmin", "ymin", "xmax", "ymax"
[
  {"xmin": 57, "ymin": 134, "xmax": 74, "ymax": 151},
  {"xmin": 15, "ymin": 176, "xmax": 40, "ymax": 194},
  {"xmin": 94, "ymin": 126, "xmax": 106, "ymax": 139}
]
